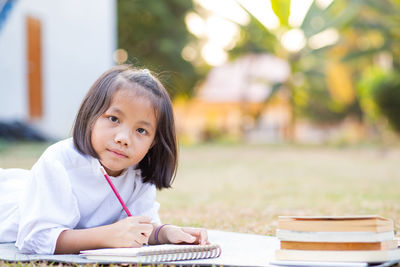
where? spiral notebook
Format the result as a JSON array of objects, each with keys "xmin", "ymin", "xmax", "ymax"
[{"xmin": 80, "ymin": 244, "xmax": 222, "ymax": 263}]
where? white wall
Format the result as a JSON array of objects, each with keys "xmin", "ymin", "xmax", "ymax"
[
  {"xmin": 0, "ymin": 2, "xmax": 27, "ymax": 120},
  {"xmin": 0, "ymin": 0, "xmax": 116, "ymax": 139}
]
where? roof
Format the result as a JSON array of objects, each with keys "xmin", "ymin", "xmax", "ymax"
[{"xmin": 197, "ymin": 53, "xmax": 290, "ymax": 103}]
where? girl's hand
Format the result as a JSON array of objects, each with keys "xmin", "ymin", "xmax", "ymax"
[
  {"xmin": 161, "ymin": 225, "xmax": 209, "ymax": 245},
  {"xmin": 106, "ymin": 216, "xmax": 153, "ymax": 248},
  {"xmin": 55, "ymin": 216, "xmax": 154, "ymax": 254}
]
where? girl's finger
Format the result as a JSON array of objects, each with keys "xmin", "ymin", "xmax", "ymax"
[
  {"xmin": 137, "ymin": 233, "xmax": 150, "ymax": 245},
  {"xmin": 181, "ymin": 227, "xmax": 200, "ymax": 235},
  {"xmin": 132, "ymin": 224, "xmax": 153, "ymax": 238},
  {"xmin": 199, "ymin": 229, "xmax": 208, "ymax": 245},
  {"xmin": 181, "ymin": 227, "xmax": 209, "ymax": 244},
  {"xmin": 179, "ymin": 232, "xmax": 197, "ymax": 243},
  {"xmin": 133, "ymin": 239, "xmax": 145, "ymax": 247}
]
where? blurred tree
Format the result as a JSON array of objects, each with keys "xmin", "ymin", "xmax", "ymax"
[
  {"xmin": 232, "ymin": 0, "xmax": 400, "ymax": 137},
  {"xmin": 372, "ymin": 75, "xmax": 400, "ymax": 132},
  {"xmin": 230, "ymin": 0, "xmax": 362, "ymax": 140},
  {"xmin": 294, "ymin": 0, "xmax": 362, "ymax": 124},
  {"xmin": 358, "ymin": 68, "xmax": 400, "ymax": 133},
  {"xmin": 341, "ymin": 0, "xmax": 400, "ymax": 133},
  {"xmin": 117, "ymin": 0, "xmax": 199, "ymax": 97},
  {"xmin": 228, "ymin": 14, "xmax": 280, "ymax": 58}
]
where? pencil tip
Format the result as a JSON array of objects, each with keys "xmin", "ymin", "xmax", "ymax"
[{"xmin": 100, "ymin": 166, "xmax": 107, "ymax": 176}]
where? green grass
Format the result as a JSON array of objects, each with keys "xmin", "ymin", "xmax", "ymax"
[
  {"xmin": 1, "ymin": 141, "xmax": 400, "ymax": 265},
  {"xmin": 157, "ymin": 143, "xmax": 400, "ymax": 235},
  {"xmin": 0, "ymin": 141, "xmax": 53, "ymax": 169}
]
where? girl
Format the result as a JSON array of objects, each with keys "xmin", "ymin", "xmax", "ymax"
[{"xmin": 0, "ymin": 65, "xmax": 208, "ymax": 254}]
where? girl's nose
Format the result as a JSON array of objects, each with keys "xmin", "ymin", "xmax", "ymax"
[{"xmin": 114, "ymin": 129, "xmax": 131, "ymax": 146}]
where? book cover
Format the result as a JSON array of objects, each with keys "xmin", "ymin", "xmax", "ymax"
[
  {"xmin": 80, "ymin": 244, "xmax": 222, "ymax": 263},
  {"xmin": 280, "ymin": 240, "xmax": 398, "ymax": 251},
  {"xmin": 275, "ymin": 248, "xmax": 400, "ymax": 263},
  {"xmin": 278, "ymin": 215, "xmax": 393, "ymax": 232},
  {"xmin": 270, "ymin": 260, "xmax": 369, "ymax": 266},
  {"xmin": 276, "ymin": 230, "xmax": 394, "ymax": 242}
]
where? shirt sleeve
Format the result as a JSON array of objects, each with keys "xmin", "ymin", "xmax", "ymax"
[{"xmin": 16, "ymin": 157, "xmax": 80, "ymax": 254}]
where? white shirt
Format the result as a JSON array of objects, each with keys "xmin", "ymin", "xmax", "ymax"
[{"xmin": 0, "ymin": 138, "xmax": 161, "ymax": 254}]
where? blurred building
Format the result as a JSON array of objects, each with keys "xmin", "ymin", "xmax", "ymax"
[
  {"xmin": 174, "ymin": 54, "xmax": 292, "ymax": 143},
  {"xmin": 0, "ymin": 0, "xmax": 116, "ymax": 139}
]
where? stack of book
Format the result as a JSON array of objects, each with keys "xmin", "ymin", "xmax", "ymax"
[{"xmin": 274, "ymin": 215, "xmax": 400, "ymax": 264}]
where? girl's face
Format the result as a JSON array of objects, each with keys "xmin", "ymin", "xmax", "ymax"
[{"xmin": 91, "ymin": 88, "xmax": 157, "ymax": 176}]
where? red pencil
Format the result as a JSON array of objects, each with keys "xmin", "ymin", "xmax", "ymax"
[{"xmin": 100, "ymin": 166, "xmax": 132, "ymax": 217}]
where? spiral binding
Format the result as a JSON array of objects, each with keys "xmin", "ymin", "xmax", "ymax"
[{"xmin": 137, "ymin": 244, "xmax": 222, "ymax": 262}]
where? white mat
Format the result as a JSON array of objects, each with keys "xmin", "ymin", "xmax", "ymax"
[{"xmin": 0, "ymin": 230, "xmax": 279, "ymax": 266}]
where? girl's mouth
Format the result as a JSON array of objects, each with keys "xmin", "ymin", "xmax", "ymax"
[{"xmin": 107, "ymin": 149, "xmax": 128, "ymax": 158}]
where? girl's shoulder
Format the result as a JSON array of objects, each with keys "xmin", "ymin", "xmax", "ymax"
[{"xmin": 38, "ymin": 138, "xmax": 91, "ymax": 169}]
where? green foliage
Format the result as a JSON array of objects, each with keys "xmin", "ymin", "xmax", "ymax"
[
  {"xmin": 228, "ymin": 15, "xmax": 279, "ymax": 58},
  {"xmin": 294, "ymin": 0, "xmax": 400, "ymax": 127},
  {"xmin": 357, "ymin": 67, "xmax": 400, "ymax": 133},
  {"xmin": 117, "ymin": 0, "xmax": 198, "ymax": 97},
  {"xmin": 341, "ymin": 0, "xmax": 400, "ymax": 131},
  {"xmin": 341, "ymin": 0, "xmax": 400, "ymax": 67},
  {"xmin": 297, "ymin": 66, "xmax": 361, "ymax": 124},
  {"xmin": 270, "ymin": 0, "xmax": 290, "ymax": 27},
  {"xmin": 300, "ymin": 0, "xmax": 356, "ymax": 38},
  {"xmin": 228, "ymin": 2, "xmax": 280, "ymax": 58},
  {"xmin": 232, "ymin": 0, "xmax": 367, "ymax": 125},
  {"xmin": 357, "ymin": 67, "xmax": 388, "ymax": 122},
  {"xmin": 372, "ymin": 73, "xmax": 400, "ymax": 132}
]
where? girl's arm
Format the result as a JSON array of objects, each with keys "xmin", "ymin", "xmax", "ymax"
[{"xmin": 55, "ymin": 216, "xmax": 153, "ymax": 254}]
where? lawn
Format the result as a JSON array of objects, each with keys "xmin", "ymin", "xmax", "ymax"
[
  {"xmin": 1, "ymin": 140, "xmax": 400, "ymax": 238},
  {"xmin": 158, "ymin": 143, "xmax": 400, "ymax": 236}
]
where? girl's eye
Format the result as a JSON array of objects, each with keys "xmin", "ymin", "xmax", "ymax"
[
  {"xmin": 108, "ymin": 116, "xmax": 119, "ymax": 123},
  {"xmin": 137, "ymin": 128, "xmax": 147, "ymax": 135}
]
